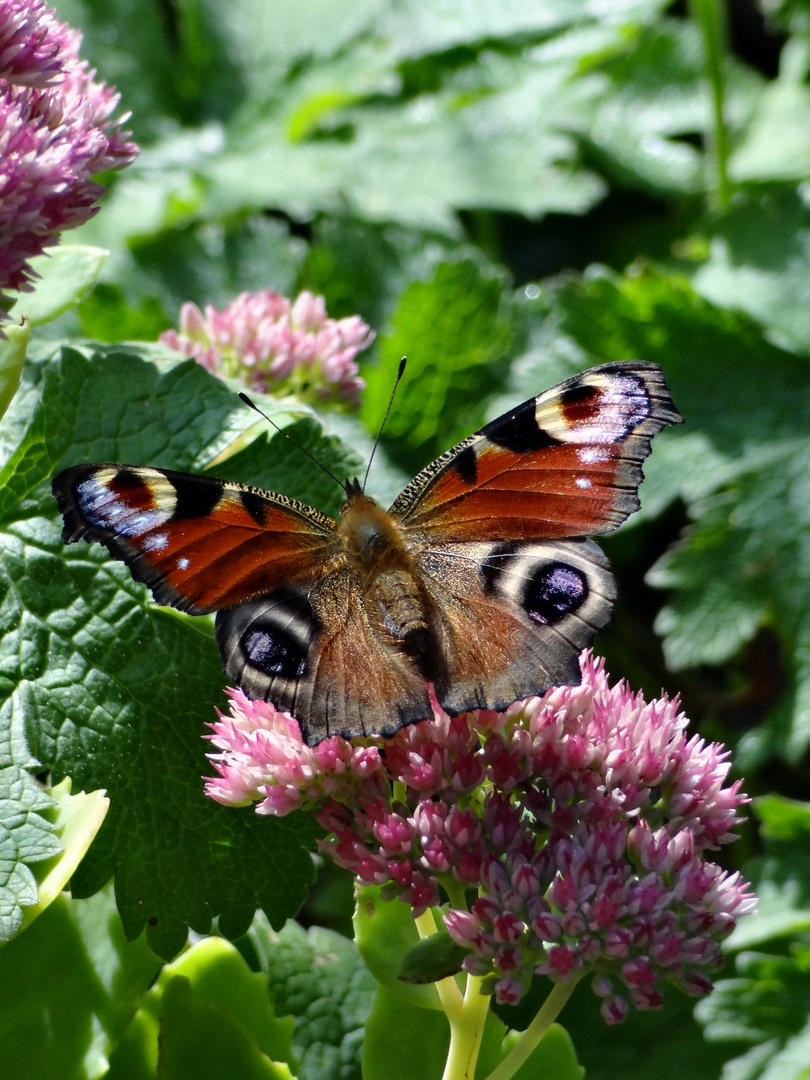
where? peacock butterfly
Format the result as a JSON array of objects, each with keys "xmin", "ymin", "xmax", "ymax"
[{"xmin": 52, "ymin": 361, "xmax": 681, "ymax": 745}]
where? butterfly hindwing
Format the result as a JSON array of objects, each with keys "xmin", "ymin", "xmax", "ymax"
[
  {"xmin": 414, "ymin": 538, "xmax": 616, "ymax": 714},
  {"xmin": 391, "ymin": 362, "xmax": 682, "ymax": 541},
  {"xmin": 215, "ymin": 574, "xmax": 432, "ymax": 744}
]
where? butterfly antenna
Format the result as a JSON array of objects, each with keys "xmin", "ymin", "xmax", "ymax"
[
  {"xmin": 362, "ymin": 356, "xmax": 407, "ymax": 492},
  {"xmin": 238, "ymin": 393, "xmax": 344, "ymax": 490}
]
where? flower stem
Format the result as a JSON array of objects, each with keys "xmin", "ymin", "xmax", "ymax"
[
  {"xmin": 415, "ymin": 909, "xmax": 463, "ymax": 1014},
  {"xmin": 441, "ymin": 974, "xmax": 490, "ymax": 1080},
  {"xmin": 482, "ymin": 977, "xmax": 583, "ymax": 1080},
  {"xmin": 415, "ymin": 908, "xmax": 489, "ymax": 1079},
  {"xmin": 690, "ymin": 0, "xmax": 732, "ymax": 211}
]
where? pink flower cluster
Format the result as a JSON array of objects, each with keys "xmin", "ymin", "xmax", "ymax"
[
  {"xmin": 0, "ymin": 0, "xmax": 137, "ymax": 300},
  {"xmin": 160, "ymin": 290, "xmax": 373, "ymax": 407},
  {"xmin": 206, "ymin": 654, "xmax": 755, "ymax": 1021}
]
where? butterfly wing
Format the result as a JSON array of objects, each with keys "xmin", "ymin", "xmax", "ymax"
[
  {"xmin": 390, "ymin": 362, "xmax": 681, "ymax": 541},
  {"xmin": 52, "ymin": 464, "xmax": 339, "ymax": 614},
  {"xmin": 416, "ymin": 538, "xmax": 615, "ymax": 713},
  {"xmin": 391, "ymin": 362, "xmax": 680, "ymax": 716},
  {"xmin": 215, "ymin": 577, "xmax": 431, "ymax": 744},
  {"xmin": 52, "ymin": 463, "xmax": 431, "ymax": 742}
]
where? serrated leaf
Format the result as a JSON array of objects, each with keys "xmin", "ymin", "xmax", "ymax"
[
  {"xmin": 727, "ymin": 796, "xmax": 810, "ymax": 951},
  {"xmin": 18, "ymin": 778, "xmax": 109, "ymax": 933},
  {"xmin": 361, "ymin": 259, "xmax": 514, "ymax": 474},
  {"xmin": 0, "ymin": 344, "xmax": 362, "ymax": 956},
  {"xmin": 0, "ymin": 694, "xmax": 59, "ymax": 942},
  {"xmin": 688, "ymin": 185, "xmax": 810, "ymax": 354},
  {"xmin": 247, "ymin": 913, "xmax": 377, "ymax": 1080},
  {"xmin": 550, "ymin": 265, "xmax": 810, "ymax": 760},
  {"xmin": 696, "ymin": 948, "xmax": 810, "ymax": 1051},
  {"xmin": 729, "ymin": 39, "xmax": 810, "ymax": 183}
]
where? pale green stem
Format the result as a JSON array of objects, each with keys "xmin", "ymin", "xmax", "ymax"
[
  {"xmin": 482, "ymin": 977, "xmax": 583, "ymax": 1080},
  {"xmin": 415, "ymin": 908, "xmax": 489, "ymax": 1079},
  {"xmin": 690, "ymin": 0, "xmax": 732, "ymax": 211},
  {"xmin": 415, "ymin": 908, "xmax": 464, "ymax": 1015},
  {"xmin": 443, "ymin": 877, "xmax": 470, "ymax": 912},
  {"xmin": 441, "ymin": 974, "xmax": 490, "ymax": 1080}
]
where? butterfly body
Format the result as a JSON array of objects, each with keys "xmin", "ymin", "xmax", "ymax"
[{"xmin": 53, "ymin": 362, "xmax": 681, "ymax": 744}]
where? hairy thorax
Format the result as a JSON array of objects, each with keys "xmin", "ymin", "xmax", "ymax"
[{"xmin": 337, "ymin": 490, "xmax": 431, "ymax": 655}]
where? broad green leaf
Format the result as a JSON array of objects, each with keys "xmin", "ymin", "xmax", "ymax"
[
  {"xmin": 501, "ymin": 1023, "xmax": 584, "ymax": 1080},
  {"xmin": 361, "ymin": 259, "xmax": 514, "ymax": 474},
  {"xmin": 0, "ymin": 887, "xmax": 162, "ymax": 1080},
  {"xmin": 687, "ymin": 185, "xmax": 810, "ymax": 354},
  {"xmin": 0, "ymin": 344, "xmax": 351, "ymax": 957},
  {"xmin": 157, "ymin": 976, "xmax": 295, "ymax": 1080},
  {"xmin": 353, "ymin": 885, "xmax": 442, "ymax": 1010},
  {"xmin": 696, "ymin": 948, "xmax": 810, "ymax": 1072},
  {"xmin": 0, "ymin": 692, "xmax": 59, "ymax": 942},
  {"xmin": 247, "ymin": 914, "xmax": 377, "ymax": 1080},
  {"xmin": 727, "ymin": 796, "xmax": 810, "ymax": 951},
  {"xmin": 18, "ymin": 777, "xmax": 109, "ymax": 933},
  {"xmin": 546, "ymin": 265, "xmax": 810, "ymax": 761},
  {"xmin": 729, "ymin": 38, "xmax": 810, "ymax": 183},
  {"xmin": 110, "ymin": 937, "xmax": 298, "ymax": 1080}
]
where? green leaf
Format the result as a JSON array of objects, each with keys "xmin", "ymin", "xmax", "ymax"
[
  {"xmin": 687, "ymin": 185, "xmax": 810, "ymax": 354},
  {"xmin": 727, "ymin": 796, "xmax": 810, "ymax": 951},
  {"xmin": 0, "ymin": 693, "xmax": 59, "ymax": 942},
  {"xmin": 247, "ymin": 914, "xmax": 377, "ymax": 1080},
  {"xmin": 729, "ymin": 38, "xmax": 810, "ymax": 183},
  {"xmin": 0, "ymin": 343, "xmax": 354, "ymax": 956},
  {"xmin": 0, "ymin": 887, "xmax": 163, "ymax": 1080},
  {"xmin": 0, "ymin": 316, "xmax": 29, "ymax": 423},
  {"xmin": 501, "ymin": 1023, "xmax": 584, "ymax": 1080},
  {"xmin": 361, "ymin": 259, "xmax": 514, "ymax": 475},
  {"xmin": 353, "ymin": 885, "xmax": 442, "ymax": 1010},
  {"xmin": 549, "ymin": 265, "xmax": 810, "ymax": 761},
  {"xmin": 158, "ymin": 976, "xmax": 295, "ymax": 1080},
  {"xmin": 111, "ymin": 936, "xmax": 298, "ymax": 1080},
  {"xmin": 397, "ymin": 929, "xmax": 468, "ymax": 984},
  {"xmin": 18, "ymin": 778, "xmax": 109, "ymax": 933},
  {"xmin": 696, "ymin": 949, "xmax": 810, "ymax": 1072},
  {"xmin": 10, "ymin": 246, "xmax": 109, "ymax": 328}
]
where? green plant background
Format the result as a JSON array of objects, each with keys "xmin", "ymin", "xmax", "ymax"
[{"xmin": 2, "ymin": 1, "xmax": 810, "ymax": 1077}]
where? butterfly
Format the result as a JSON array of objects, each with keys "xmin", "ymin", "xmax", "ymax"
[{"xmin": 52, "ymin": 361, "xmax": 681, "ymax": 745}]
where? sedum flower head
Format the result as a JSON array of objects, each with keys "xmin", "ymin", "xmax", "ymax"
[
  {"xmin": 206, "ymin": 653, "xmax": 755, "ymax": 1021},
  {"xmin": 159, "ymin": 290, "xmax": 373, "ymax": 407},
  {"xmin": 0, "ymin": 0, "xmax": 137, "ymax": 303}
]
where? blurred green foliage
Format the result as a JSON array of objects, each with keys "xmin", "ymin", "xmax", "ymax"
[{"xmin": 3, "ymin": 1, "xmax": 810, "ymax": 1077}]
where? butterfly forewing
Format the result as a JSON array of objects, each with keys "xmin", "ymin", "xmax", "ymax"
[
  {"xmin": 52, "ymin": 464, "xmax": 337, "ymax": 614},
  {"xmin": 389, "ymin": 362, "xmax": 682, "ymax": 542}
]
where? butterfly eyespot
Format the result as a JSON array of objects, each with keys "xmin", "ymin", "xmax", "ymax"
[
  {"xmin": 241, "ymin": 625, "xmax": 309, "ymax": 679},
  {"xmin": 522, "ymin": 563, "xmax": 589, "ymax": 626}
]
